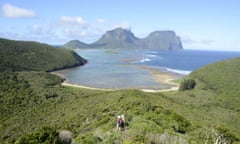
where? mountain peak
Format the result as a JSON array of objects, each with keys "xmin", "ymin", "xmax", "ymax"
[
  {"xmin": 144, "ymin": 31, "xmax": 183, "ymax": 50},
  {"xmin": 148, "ymin": 30, "xmax": 176, "ymax": 37},
  {"xmin": 63, "ymin": 40, "xmax": 89, "ymax": 49},
  {"xmin": 108, "ymin": 27, "xmax": 130, "ymax": 33},
  {"xmin": 63, "ymin": 28, "xmax": 183, "ymax": 50},
  {"xmin": 102, "ymin": 28, "xmax": 137, "ymax": 41}
]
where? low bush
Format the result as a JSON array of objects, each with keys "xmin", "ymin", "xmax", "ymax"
[
  {"xmin": 179, "ymin": 78, "xmax": 196, "ymax": 91},
  {"xmin": 15, "ymin": 127, "xmax": 59, "ymax": 144}
]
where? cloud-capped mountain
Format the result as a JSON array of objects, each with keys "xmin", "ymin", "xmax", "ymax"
[{"xmin": 63, "ymin": 28, "xmax": 183, "ymax": 50}]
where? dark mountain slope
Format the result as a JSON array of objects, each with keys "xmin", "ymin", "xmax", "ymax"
[{"xmin": 0, "ymin": 38, "xmax": 87, "ymax": 72}]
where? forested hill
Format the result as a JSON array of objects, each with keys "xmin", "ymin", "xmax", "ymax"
[{"xmin": 0, "ymin": 38, "xmax": 87, "ymax": 72}]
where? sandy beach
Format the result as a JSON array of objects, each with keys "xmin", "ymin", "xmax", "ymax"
[
  {"xmin": 51, "ymin": 65, "xmax": 183, "ymax": 93},
  {"xmin": 61, "ymin": 82, "xmax": 113, "ymax": 91},
  {"xmin": 134, "ymin": 65, "xmax": 181, "ymax": 92},
  {"xmin": 51, "ymin": 71, "xmax": 113, "ymax": 91}
]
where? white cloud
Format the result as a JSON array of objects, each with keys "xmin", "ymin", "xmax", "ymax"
[
  {"xmin": 113, "ymin": 21, "xmax": 131, "ymax": 30},
  {"xmin": 60, "ymin": 16, "xmax": 87, "ymax": 25},
  {"xmin": 179, "ymin": 35, "xmax": 221, "ymax": 50},
  {"xmin": 64, "ymin": 28, "xmax": 87, "ymax": 37},
  {"xmin": 180, "ymin": 35, "xmax": 196, "ymax": 44},
  {"xmin": 199, "ymin": 40, "xmax": 215, "ymax": 45},
  {"xmin": 180, "ymin": 35, "xmax": 215, "ymax": 45},
  {"xmin": 0, "ymin": 30, "xmax": 65, "ymax": 44},
  {"xmin": 2, "ymin": 3, "xmax": 36, "ymax": 18},
  {"xmin": 29, "ymin": 24, "xmax": 43, "ymax": 35},
  {"xmin": 97, "ymin": 18, "xmax": 106, "ymax": 24}
]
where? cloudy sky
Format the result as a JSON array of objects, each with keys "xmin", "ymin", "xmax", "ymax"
[{"xmin": 0, "ymin": 0, "xmax": 239, "ymax": 51}]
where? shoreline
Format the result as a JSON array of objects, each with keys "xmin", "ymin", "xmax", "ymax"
[
  {"xmin": 134, "ymin": 65, "xmax": 182, "ymax": 92},
  {"xmin": 51, "ymin": 66, "xmax": 184, "ymax": 93},
  {"xmin": 61, "ymin": 82, "xmax": 113, "ymax": 91},
  {"xmin": 50, "ymin": 71, "xmax": 113, "ymax": 91}
]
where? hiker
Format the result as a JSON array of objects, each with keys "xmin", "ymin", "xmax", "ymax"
[
  {"xmin": 116, "ymin": 115, "xmax": 126, "ymax": 131},
  {"xmin": 116, "ymin": 115, "xmax": 121, "ymax": 131},
  {"xmin": 120, "ymin": 115, "xmax": 125, "ymax": 130}
]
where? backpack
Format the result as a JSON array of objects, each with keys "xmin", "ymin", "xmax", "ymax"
[{"xmin": 119, "ymin": 118, "xmax": 124, "ymax": 127}]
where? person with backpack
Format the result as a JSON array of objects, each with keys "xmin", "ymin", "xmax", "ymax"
[
  {"xmin": 116, "ymin": 115, "xmax": 121, "ymax": 131},
  {"xmin": 120, "ymin": 115, "xmax": 125, "ymax": 130}
]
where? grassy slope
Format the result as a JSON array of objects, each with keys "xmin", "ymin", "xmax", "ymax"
[
  {"xmin": 190, "ymin": 57, "xmax": 240, "ymax": 106},
  {"xmin": 0, "ymin": 72, "xmax": 199, "ymax": 143},
  {"xmin": 0, "ymin": 38, "xmax": 87, "ymax": 72},
  {"xmin": 163, "ymin": 58, "xmax": 240, "ymax": 142},
  {"xmin": 1, "ymin": 70, "xmax": 239, "ymax": 143},
  {"xmin": 189, "ymin": 58, "xmax": 240, "ymax": 134},
  {"xmin": 0, "ymin": 38, "xmax": 240, "ymax": 144}
]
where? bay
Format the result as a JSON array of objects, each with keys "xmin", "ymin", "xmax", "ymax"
[{"xmin": 56, "ymin": 49, "xmax": 240, "ymax": 90}]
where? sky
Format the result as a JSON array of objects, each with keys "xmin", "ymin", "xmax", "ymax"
[{"xmin": 0, "ymin": 0, "xmax": 240, "ymax": 51}]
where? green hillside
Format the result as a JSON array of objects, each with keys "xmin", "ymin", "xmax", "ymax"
[
  {"xmin": 0, "ymin": 38, "xmax": 87, "ymax": 72},
  {"xmin": 0, "ymin": 72, "xmax": 199, "ymax": 143},
  {"xmin": 0, "ymin": 38, "xmax": 239, "ymax": 143},
  {"xmin": 1, "ymin": 58, "xmax": 240, "ymax": 143},
  {"xmin": 190, "ymin": 57, "xmax": 240, "ymax": 98},
  {"xmin": 187, "ymin": 57, "xmax": 240, "ymax": 115}
]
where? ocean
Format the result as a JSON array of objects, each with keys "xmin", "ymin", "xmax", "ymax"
[{"xmin": 56, "ymin": 49, "xmax": 240, "ymax": 90}]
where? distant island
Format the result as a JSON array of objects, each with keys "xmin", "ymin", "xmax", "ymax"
[{"xmin": 64, "ymin": 28, "xmax": 183, "ymax": 50}]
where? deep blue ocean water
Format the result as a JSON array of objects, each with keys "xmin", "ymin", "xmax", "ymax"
[
  {"xmin": 134, "ymin": 49, "xmax": 240, "ymax": 74},
  {"xmin": 56, "ymin": 49, "xmax": 240, "ymax": 89}
]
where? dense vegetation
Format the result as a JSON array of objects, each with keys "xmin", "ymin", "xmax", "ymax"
[
  {"xmin": 1, "ymin": 61, "xmax": 240, "ymax": 143},
  {"xmin": 0, "ymin": 38, "xmax": 87, "ymax": 72},
  {"xmin": 0, "ymin": 38, "xmax": 239, "ymax": 143},
  {"xmin": 179, "ymin": 78, "xmax": 196, "ymax": 91},
  {"xmin": 0, "ymin": 72, "xmax": 194, "ymax": 143},
  {"xmin": 190, "ymin": 57, "xmax": 240, "ymax": 101}
]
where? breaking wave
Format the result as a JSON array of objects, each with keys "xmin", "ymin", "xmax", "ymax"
[
  {"xmin": 140, "ymin": 58, "xmax": 152, "ymax": 63},
  {"xmin": 162, "ymin": 67, "xmax": 192, "ymax": 75}
]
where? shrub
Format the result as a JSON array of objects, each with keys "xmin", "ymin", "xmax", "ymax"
[
  {"xmin": 202, "ymin": 127, "xmax": 239, "ymax": 144},
  {"xmin": 179, "ymin": 78, "xmax": 196, "ymax": 91},
  {"xmin": 15, "ymin": 127, "xmax": 59, "ymax": 144},
  {"xmin": 157, "ymin": 133, "xmax": 187, "ymax": 144},
  {"xmin": 82, "ymin": 135, "xmax": 102, "ymax": 144}
]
